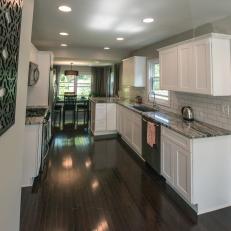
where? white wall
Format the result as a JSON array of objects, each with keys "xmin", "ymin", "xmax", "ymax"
[
  {"xmin": 0, "ymin": 0, "xmax": 34, "ymax": 230},
  {"xmin": 29, "ymin": 43, "xmax": 38, "ymax": 63},
  {"xmin": 27, "ymin": 51, "xmax": 52, "ymax": 107}
]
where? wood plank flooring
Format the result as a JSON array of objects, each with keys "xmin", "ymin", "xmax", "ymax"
[{"xmin": 20, "ymin": 128, "xmax": 231, "ymax": 231}]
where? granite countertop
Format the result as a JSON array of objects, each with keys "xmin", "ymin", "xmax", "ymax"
[
  {"xmin": 25, "ymin": 106, "xmax": 48, "ymax": 125},
  {"xmin": 117, "ymin": 101, "xmax": 231, "ymax": 139},
  {"xmin": 143, "ymin": 111, "xmax": 231, "ymax": 139},
  {"xmin": 25, "ymin": 116, "xmax": 45, "ymax": 125}
]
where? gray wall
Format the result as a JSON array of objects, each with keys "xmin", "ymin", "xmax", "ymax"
[{"xmin": 0, "ymin": 0, "xmax": 34, "ymax": 230}]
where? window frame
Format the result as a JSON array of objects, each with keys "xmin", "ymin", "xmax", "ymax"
[
  {"xmin": 58, "ymin": 74, "xmax": 92, "ymax": 99},
  {"xmin": 147, "ymin": 59, "xmax": 170, "ymax": 107}
]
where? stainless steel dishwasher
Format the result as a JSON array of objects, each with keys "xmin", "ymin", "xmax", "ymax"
[{"xmin": 142, "ymin": 115, "xmax": 161, "ymax": 174}]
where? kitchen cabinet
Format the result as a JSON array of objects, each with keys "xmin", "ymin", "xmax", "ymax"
[
  {"xmin": 161, "ymin": 126, "xmax": 231, "ymax": 214},
  {"xmin": 178, "ymin": 43, "xmax": 194, "ymax": 92},
  {"xmin": 161, "ymin": 136, "xmax": 174, "ymax": 185},
  {"xmin": 90, "ymin": 101, "xmax": 117, "ymax": 136},
  {"xmin": 161, "ymin": 127, "xmax": 192, "ymax": 202},
  {"xmin": 118, "ymin": 105, "xmax": 142, "ymax": 156},
  {"xmin": 122, "ymin": 56, "xmax": 146, "ymax": 87},
  {"xmin": 159, "ymin": 33, "xmax": 231, "ymax": 96},
  {"xmin": 132, "ymin": 113, "xmax": 142, "ymax": 155},
  {"xmin": 160, "ymin": 47, "xmax": 178, "ymax": 90}
]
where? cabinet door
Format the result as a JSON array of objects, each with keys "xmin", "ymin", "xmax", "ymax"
[
  {"xmin": 124, "ymin": 109, "xmax": 132, "ymax": 144},
  {"xmin": 193, "ymin": 38, "xmax": 212, "ymax": 94},
  {"xmin": 174, "ymin": 146, "xmax": 191, "ymax": 201},
  {"xmin": 106, "ymin": 103, "xmax": 116, "ymax": 131},
  {"xmin": 161, "ymin": 136, "xmax": 174, "ymax": 185},
  {"xmin": 95, "ymin": 104, "xmax": 106, "ymax": 131},
  {"xmin": 116, "ymin": 105, "xmax": 121, "ymax": 133},
  {"xmin": 122, "ymin": 58, "xmax": 134, "ymax": 86},
  {"xmin": 132, "ymin": 113, "xmax": 142, "ymax": 155},
  {"xmin": 160, "ymin": 47, "xmax": 178, "ymax": 90},
  {"xmin": 178, "ymin": 43, "xmax": 195, "ymax": 92}
]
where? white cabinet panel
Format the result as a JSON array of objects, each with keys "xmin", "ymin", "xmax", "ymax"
[
  {"xmin": 124, "ymin": 109, "xmax": 132, "ymax": 144},
  {"xmin": 106, "ymin": 103, "xmax": 116, "ymax": 131},
  {"xmin": 161, "ymin": 136, "xmax": 174, "ymax": 185},
  {"xmin": 122, "ymin": 56, "xmax": 146, "ymax": 87},
  {"xmin": 174, "ymin": 146, "xmax": 191, "ymax": 201},
  {"xmin": 178, "ymin": 43, "xmax": 194, "ymax": 92},
  {"xmin": 132, "ymin": 113, "xmax": 142, "ymax": 155},
  {"xmin": 193, "ymin": 39, "xmax": 211, "ymax": 94},
  {"xmin": 160, "ymin": 47, "xmax": 178, "ymax": 90}
]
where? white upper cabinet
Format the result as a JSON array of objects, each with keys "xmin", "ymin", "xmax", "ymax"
[
  {"xmin": 178, "ymin": 43, "xmax": 195, "ymax": 92},
  {"xmin": 122, "ymin": 56, "xmax": 146, "ymax": 87},
  {"xmin": 160, "ymin": 47, "xmax": 178, "ymax": 90},
  {"xmin": 159, "ymin": 33, "xmax": 231, "ymax": 96}
]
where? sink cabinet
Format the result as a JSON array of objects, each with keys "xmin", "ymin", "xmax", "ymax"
[{"xmin": 117, "ymin": 104, "xmax": 142, "ymax": 156}]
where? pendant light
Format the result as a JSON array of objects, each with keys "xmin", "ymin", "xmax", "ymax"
[{"xmin": 64, "ymin": 63, "xmax": 79, "ymax": 76}]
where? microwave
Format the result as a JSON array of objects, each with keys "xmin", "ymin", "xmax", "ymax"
[{"xmin": 28, "ymin": 62, "xmax": 40, "ymax": 86}]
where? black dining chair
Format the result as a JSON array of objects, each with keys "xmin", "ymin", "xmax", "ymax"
[
  {"xmin": 63, "ymin": 94, "xmax": 77, "ymax": 126},
  {"xmin": 76, "ymin": 99, "xmax": 89, "ymax": 126},
  {"xmin": 53, "ymin": 103, "xmax": 62, "ymax": 128}
]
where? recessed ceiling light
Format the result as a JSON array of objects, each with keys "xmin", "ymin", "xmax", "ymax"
[
  {"xmin": 59, "ymin": 32, "xmax": 69, "ymax": 36},
  {"xmin": 61, "ymin": 44, "xmax": 68, "ymax": 47},
  {"xmin": 58, "ymin": 5, "xmax": 72, "ymax": 12},
  {"xmin": 104, "ymin": 47, "xmax": 110, "ymax": 50},
  {"xmin": 142, "ymin": 18, "xmax": 154, "ymax": 23},
  {"xmin": 116, "ymin": 37, "xmax": 124, "ymax": 41}
]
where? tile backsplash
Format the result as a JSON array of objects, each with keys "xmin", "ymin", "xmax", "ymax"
[
  {"xmin": 167, "ymin": 92, "xmax": 231, "ymax": 130},
  {"xmin": 119, "ymin": 86, "xmax": 231, "ymax": 130}
]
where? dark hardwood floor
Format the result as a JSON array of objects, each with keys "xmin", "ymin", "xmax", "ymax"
[{"xmin": 20, "ymin": 126, "xmax": 231, "ymax": 231}]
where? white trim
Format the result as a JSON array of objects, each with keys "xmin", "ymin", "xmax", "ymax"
[{"xmin": 146, "ymin": 59, "xmax": 170, "ymax": 107}]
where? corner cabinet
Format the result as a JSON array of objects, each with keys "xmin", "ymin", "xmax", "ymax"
[
  {"xmin": 159, "ymin": 33, "xmax": 231, "ymax": 96},
  {"xmin": 122, "ymin": 56, "xmax": 146, "ymax": 87}
]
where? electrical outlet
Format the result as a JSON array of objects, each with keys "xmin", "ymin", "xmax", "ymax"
[{"xmin": 222, "ymin": 104, "xmax": 230, "ymax": 117}]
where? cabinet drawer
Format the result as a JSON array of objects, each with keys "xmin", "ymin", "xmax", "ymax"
[{"xmin": 162, "ymin": 126, "xmax": 191, "ymax": 151}]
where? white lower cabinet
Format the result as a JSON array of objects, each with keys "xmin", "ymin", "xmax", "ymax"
[
  {"xmin": 161, "ymin": 127, "xmax": 192, "ymax": 203},
  {"xmin": 91, "ymin": 101, "xmax": 117, "ymax": 135},
  {"xmin": 161, "ymin": 126, "xmax": 231, "ymax": 215},
  {"xmin": 118, "ymin": 105, "xmax": 142, "ymax": 156}
]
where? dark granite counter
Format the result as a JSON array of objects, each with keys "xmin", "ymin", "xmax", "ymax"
[
  {"xmin": 143, "ymin": 111, "xmax": 231, "ymax": 139},
  {"xmin": 118, "ymin": 101, "xmax": 231, "ymax": 139},
  {"xmin": 25, "ymin": 106, "xmax": 48, "ymax": 125}
]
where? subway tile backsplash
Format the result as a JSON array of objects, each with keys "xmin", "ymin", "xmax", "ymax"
[
  {"xmin": 168, "ymin": 92, "xmax": 231, "ymax": 130},
  {"xmin": 119, "ymin": 86, "xmax": 231, "ymax": 131}
]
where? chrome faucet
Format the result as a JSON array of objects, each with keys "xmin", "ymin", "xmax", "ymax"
[{"xmin": 148, "ymin": 91, "xmax": 159, "ymax": 110}]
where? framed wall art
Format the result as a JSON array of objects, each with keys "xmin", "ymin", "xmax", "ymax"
[{"xmin": 0, "ymin": 0, "xmax": 23, "ymax": 136}]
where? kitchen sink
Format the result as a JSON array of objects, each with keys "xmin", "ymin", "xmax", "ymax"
[{"xmin": 132, "ymin": 105, "xmax": 157, "ymax": 112}]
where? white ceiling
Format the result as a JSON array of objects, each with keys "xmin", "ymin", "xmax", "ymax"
[{"xmin": 32, "ymin": 0, "xmax": 231, "ymax": 64}]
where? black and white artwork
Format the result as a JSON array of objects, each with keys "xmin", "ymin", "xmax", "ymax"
[{"xmin": 0, "ymin": 0, "xmax": 23, "ymax": 136}]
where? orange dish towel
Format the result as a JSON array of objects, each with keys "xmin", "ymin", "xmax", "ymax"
[{"xmin": 147, "ymin": 122, "xmax": 156, "ymax": 148}]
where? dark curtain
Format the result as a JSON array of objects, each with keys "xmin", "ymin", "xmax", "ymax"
[
  {"xmin": 113, "ymin": 63, "xmax": 121, "ymax": 97},
  {"xmin": 91, "ymin": 66, "xmax": 112, "ymax": 97},
  {"xmin": 91, "ymin": 64, "xmax": 121, "ymax": 97},
  {"xmin": 53, "ymin": 65, "xmax": 61, "ymax": 100}
]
